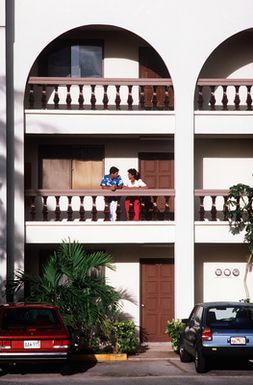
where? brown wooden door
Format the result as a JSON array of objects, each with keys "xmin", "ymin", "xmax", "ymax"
[
  {"xmin": 140, "ymin": 152, "xmax": 174, "ymax": 211},
  {"xmin": 140, "ymin": 259, "xmax": 174, "ymax": 342},
  {"xmin": 139, "ymin": 153, "xmax": 174, "ymax": 189},
  {"xmin": 139, "ymin": 47, "xmax": 173, "ymax": 108}
]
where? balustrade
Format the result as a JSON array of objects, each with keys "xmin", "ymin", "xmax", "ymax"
[
  {"xmin": 195, "ymin": 190, "xmax": 231, "ymax": 221},
  {"xmin": 25, "ymin": 189, "xmax": 249, "ymax": 223},
  {"xmin": 196, "ymin": 79, "xmax": 253, "ymax": 110},
  {"xmin": 25, "ymin": 189, "xmax": 175, "ymax": 222},
  {"xmin": 26, "ymin": 77, "xmax": 174, "ymax": 111},
  {"xmin": 26, "ymin": 77, "xmax": 253, "ymax": 111}
]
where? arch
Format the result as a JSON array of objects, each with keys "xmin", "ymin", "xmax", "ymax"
[
  {"xmin": 25, "ymin": 24, "xmax": 174, "ymax": 111},
  {"xmin": 195, "ymin": 28, "xmax": 253, "ymax": 110},
  {"xmin": 199, "ymin": 28, "xmax": 253, "ymax": 79}
]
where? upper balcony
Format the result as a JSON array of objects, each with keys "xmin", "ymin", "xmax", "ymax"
[
  {"xmin": 25, "ymin": 77, "xmax": 175, "ymax": 135},
  {"xmin": 24, "ymin": 75, "xmax": 253, "ymax": 135},
  {"xmin": 23, "ymin": 27, "xmax": 253, "ymax": 135},
  {"xmin": 195, "ymin": 78, "xmax": 253, "ymax": 134},
  {"xmin": 24, "ymin": 25, "xmax": 175, "ymax": 135}
]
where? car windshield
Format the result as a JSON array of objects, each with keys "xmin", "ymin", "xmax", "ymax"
[
  {"xmin": 206, "ymin": 306, "xmax": 253, "ymax": 328},
  {"xmin": 0, "ymin": 308, "xmax": 60, "ymax": 330}
]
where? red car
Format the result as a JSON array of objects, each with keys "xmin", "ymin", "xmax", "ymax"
[{"xmin": 0, "ymin": 303, "xmax": 72, "ymax": 366}]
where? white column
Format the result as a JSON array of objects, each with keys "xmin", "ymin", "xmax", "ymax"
[
  {"xmin": 174, "ymin": 88, "xmax": 195, "ymax": 319},
  {"xmin": 6, "ymin": 0, "xmax": 24, "ymax": 293},
  {"xmin": 0, "ymin": 0, "xmax": 7, "ymax": 301}
]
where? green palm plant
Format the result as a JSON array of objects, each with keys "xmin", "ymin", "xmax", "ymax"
[
  {"xmin": 9, "ymin": 240, "xmax": 133, "ymax": 348},
  {"xmin": 225, "ymin": 183, "xmax": 253, "ymax": 301}
]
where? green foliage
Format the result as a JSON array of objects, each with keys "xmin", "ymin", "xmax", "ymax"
[
  {"xmin": 225, "ymin": 184, "xmax": 253, "ymax": 301},
  {"xmin": 165, "ymin": 319, "xmax": 184, "ymax": 351},
  {"xmin": 112, "ymin": 320, "xmax": 138, "ymax": 354},
  {"xmin": 225, "ymin": 183, "xmax": 253, "ymax": 262},
  {"xmin": 8, "ymin": 240, "xmax": 136, "ymax": 351}
]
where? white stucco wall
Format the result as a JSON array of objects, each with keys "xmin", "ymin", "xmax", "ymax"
[
  {"xmin": 106, "ymin": 261, "xmax": 140, "ymax": 325},
  {"xmin": 195, "ymin": 138, "xmax": 253, "ymax": 188},
  {"xmin": 195, "ymin": 244, "xmax": 249, "ymax": 303},
  {"xmin": 10, "ymin": 0, "xmax": 253, "ymax": 318},
  {"xmin": 204, "ymin": 262, "xmax": 253, "ymax": 302}
]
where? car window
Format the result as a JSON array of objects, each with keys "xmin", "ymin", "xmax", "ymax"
[
  {"xmin": 190, "ymin": 306, "xmax": 203, "ymax": 325},
  {"xmin": 206, "ymin": 306, "xmax": 253, "ymax": 328},
  {"xmin": 0, "ymin": 308, "xmax": 61, "ymax": 330}
]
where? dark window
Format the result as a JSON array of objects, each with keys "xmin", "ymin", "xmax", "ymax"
[
  {"xmin": 71, "ymin": 45, "xmax": 102, "ymax": 77},
  {"xmin": 206, "ymin": 306, "xmax": 253, "ymax": 328},
  {"xmin": 190, "ymin": 306, "xmax": 202, "ymax": 325},
  {"xmin": 39, "ymin": 40, "xmax": 103, "ymax": 78},
  {"xmin": 1, "ymin": 308, "xmax": 60, "ymax": 329}
]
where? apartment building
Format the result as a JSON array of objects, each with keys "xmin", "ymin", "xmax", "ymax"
[{"xmin": 1, "ymin": 0, "xmax": 253, "ymax": 341}]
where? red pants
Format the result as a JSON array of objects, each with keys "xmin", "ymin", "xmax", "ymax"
[{"xmin": 125, "ymin": 198, "xmax": 140, "ymax": 221}]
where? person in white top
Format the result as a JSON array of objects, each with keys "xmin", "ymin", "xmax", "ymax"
[{"xmin": 124, "ymin": 168, "xmax": 147, "ymax": 221}]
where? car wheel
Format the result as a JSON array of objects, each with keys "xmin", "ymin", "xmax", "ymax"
[
  {"xmin": 195, "ymin": 348, "xmax": 208, "ymax": 373},
  {"xmin": 0, "ymin": 365, "xmax": 8, "ymax": 376},
  {"xmin": 179, "ymin": 342, "xmax": 192, "ymax": 362}
]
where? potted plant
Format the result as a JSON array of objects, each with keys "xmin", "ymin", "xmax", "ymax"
[{"xmin": 165, "ymin": 319, "xmax": 184, "ymax": 353}]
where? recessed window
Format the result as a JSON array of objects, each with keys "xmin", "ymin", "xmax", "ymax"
[
  {"xmin": 40, "ymin": 41, "xmax": 103, "ymax": 78},
  {"xmin": 71, "ymin": 45, "xmax": 102, "ymax": 77}
]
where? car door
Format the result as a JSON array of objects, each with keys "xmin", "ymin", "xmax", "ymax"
[{"xmin": 183, "ymin": 306, "xmax": 203, "ymax": 355}]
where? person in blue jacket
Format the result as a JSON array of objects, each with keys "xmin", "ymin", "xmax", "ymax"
[{"xmin": 100, "ymin": 166, "xmax": 123, "ymax": 221}]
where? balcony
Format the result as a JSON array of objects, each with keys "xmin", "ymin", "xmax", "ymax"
[
  {"xmin": 25, "ymin": 77, "xmax": 175, "ymax": 135},
  {"xmin": 25, "ymin": 189, "xmax": 248, "ymax": 244},
  {"xmin": 25, "ymin": 189, "xmax": 175, "ymax": 222},
  {"xmin": 25, "ymin": 189, "xmax": 175, "ymax": 244},
  {"xmin": 26, "ymin": 77, "xmax": 174, "ymax": 111},
  {"xmin": 195, "ymin": 78, "xmax": 253, "ymax": 134},
  {"xmin": 24, "ymin": 77, "xmax": 253, "ymax": 134},
  {"xmin": 26, "ymin": 77, "xmax": 253, "ymax": 111},
  {"xmin": 25, "ymin": 189, "xmax": 247, "ymax": 244},
  {"xmin": 196, "ymin": 79, "xmax": 253, "ymax": 111}
]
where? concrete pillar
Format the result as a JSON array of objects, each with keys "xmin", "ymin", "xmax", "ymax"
[
  {"xmin": 0, "ymin": 0, "xmax": 7, "ymax": 302},
  {"xmin": 174, "ymin": 85, "xmax": 195, "ymax": 319}
]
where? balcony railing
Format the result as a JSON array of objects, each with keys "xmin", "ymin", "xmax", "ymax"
[
  {"xmin": 196, "ymin": 79, "xmax": 253, "ymax": 111},
  {"xmin": 26, "ymin": 77, "xmax": 253, "ymax": 112},
  {"xmin": 26, "ymin": 77, "xmax": 174, "ymax": 111},
  {"xmin": 195, "ymin": 189, "xmax": 230, "ymax": 221},
  {"xmin": 25, "ymin": 189, "xmax": 237, "ymax": 223},
  {"xmin": 25, "ymin": 189, "xmax": 175, "ymax": 222}
]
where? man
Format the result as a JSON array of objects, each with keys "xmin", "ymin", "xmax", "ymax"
[{"xmin": 100, "ymin": 166, "xmax": 123, "ymax": 221}]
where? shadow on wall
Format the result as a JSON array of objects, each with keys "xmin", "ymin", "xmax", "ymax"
[
  {"xmin": 194, "ymin": 29, "xmax": 253, "ymax": 110},
  {"xmin": 199, "ymin": 29, "xmax": 253, "ymax": 78},
  {"xmin": 0, "ymin": 75, "xmax": 25, "ymax": 303}
]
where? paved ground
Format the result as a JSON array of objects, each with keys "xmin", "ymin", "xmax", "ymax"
[
  {"xmin": 0, "ymin": 342, "xmax": 253, "ymax": 384},
  {"xmin": 128, "ymin": 342, "xmax": 175, "ymax": 361}
]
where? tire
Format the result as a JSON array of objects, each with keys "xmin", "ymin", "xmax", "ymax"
[
  {"xmin": 179, "ymin": 342, "xmax": 193, "ymax": 363},
  {"xmin": 0, "ymin": 365, "xmax": 8, "ymax": 376},
  {"xmin": 195, "ymin": 347, "xmax": 208, "ymax": 373}
]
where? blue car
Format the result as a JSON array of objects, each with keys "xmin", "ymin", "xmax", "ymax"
[{"xmin": 179, "ymin": 302, "xmax": 253, "ymax": 373}]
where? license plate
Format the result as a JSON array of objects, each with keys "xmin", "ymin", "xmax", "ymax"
[
  {"xmin": 24, "ymin": 340, "xmax": 41, "ymax": 349},
  {"xmin": 230, "ymin": 337, "xmax": 246, "ymax": 345}
]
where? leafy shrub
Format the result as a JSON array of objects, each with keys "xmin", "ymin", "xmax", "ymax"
[
  {"xmin": 113, "ymin": 320, "xmax": 138, "ymax": 354},
  {"xmin": 165, "ymin": 319, "xmax": 184, "ymax": 352}
]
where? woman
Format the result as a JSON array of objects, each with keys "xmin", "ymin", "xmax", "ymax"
[{"xmin": 124, "ymin": 168, "xmax": 147, "ymax": 221}]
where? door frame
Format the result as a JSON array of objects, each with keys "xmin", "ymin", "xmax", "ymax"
[{"xmin": 139, "ymin": 258, "xmax": 174, "ymax": 342}]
